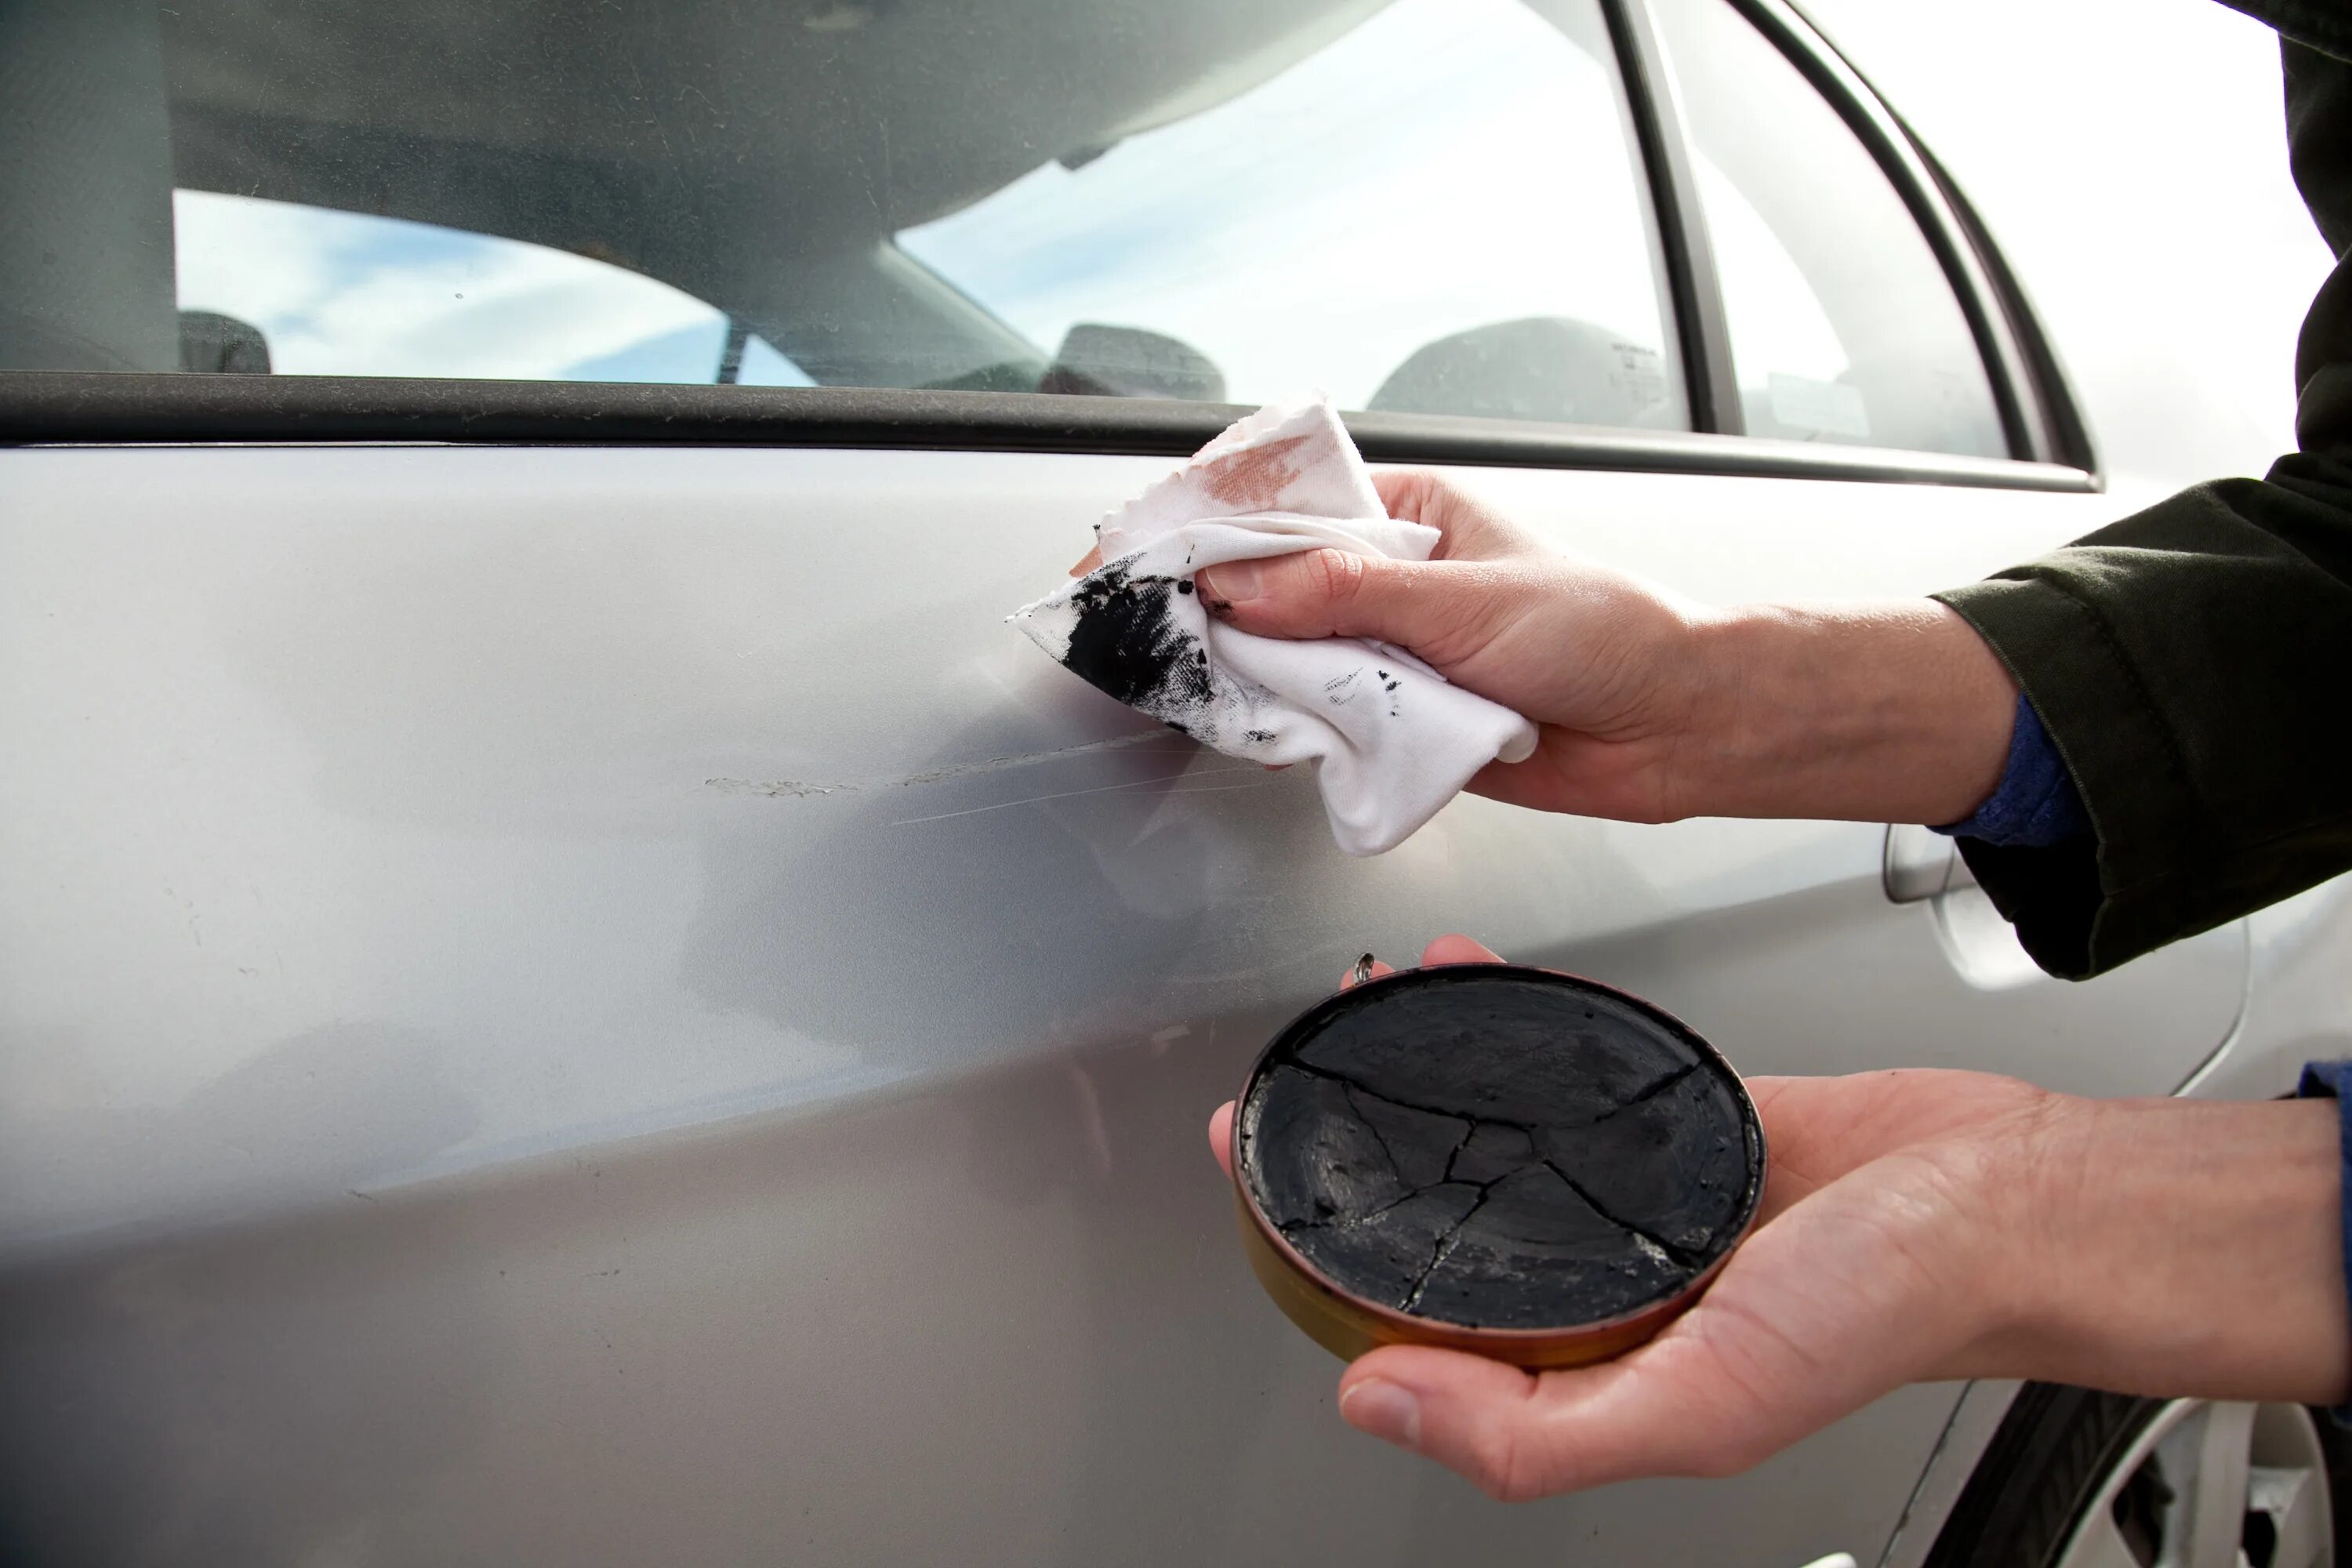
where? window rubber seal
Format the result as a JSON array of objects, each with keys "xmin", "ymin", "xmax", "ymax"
[
  {"xmin": 1721, "ymin": 0, "xmax": 2073, "ymax": 471},
  {"xmin": 1602, "ymin": 0, "xmax": 1746, "ymax": 437},
  {"xmin": 0, "ymin": 370, "xmax": 2097, "ymax": 492}
]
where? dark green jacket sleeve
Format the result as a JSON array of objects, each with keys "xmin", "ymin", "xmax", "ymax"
[{"xmin": 1931, "ymin": 24, "xmax": 2352, "ymax": 980}]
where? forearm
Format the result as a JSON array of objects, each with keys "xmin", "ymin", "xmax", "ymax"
[
  {"xmin": 1672, "ymin": 599, "xmax": 2018, "ymax": 825},
  {"xmin": 1976, "ymin": 1094, "xmax": 2350, "ymax": 1406}
]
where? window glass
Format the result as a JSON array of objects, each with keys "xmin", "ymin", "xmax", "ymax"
[
  {"xmin": 1648, "ymin": 0, "xmax": 2008, "ymax": 458},
  {"xmin": 172, "ymin": 193, "xmax": 815, "ymax": 384},
  {"xmin": 902, "ymin": 0, "xmax": 1688, "ymax": 427},
  {"xmin": 6, "ymin": 0, "xmax": 1685, "ymax": 432}
]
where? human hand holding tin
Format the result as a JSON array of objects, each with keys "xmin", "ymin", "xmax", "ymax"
[{"xmin": 1210, "ymin": 940, "xmax": 2348, "ymax": 1500}]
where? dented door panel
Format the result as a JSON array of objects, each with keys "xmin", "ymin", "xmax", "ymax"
[{"xmin": 0, "ymin": 443, "xmax": 2264, "ymax": 1564}]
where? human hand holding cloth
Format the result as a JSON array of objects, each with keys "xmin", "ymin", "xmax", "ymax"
[
  {"xmin": 1207, "ymin": 938, "xmax": 2349, "ymax": 1501},
  {"xmin": 1009, "ymin": 398, "xmax": 1535, "ymax": 855}
]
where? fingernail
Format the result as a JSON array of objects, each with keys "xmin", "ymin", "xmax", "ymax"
[
  {"xmin": 1197, "ymin": 561, "xmax": 1264, "ymax": 606},
  {"xmin": 1339, "ymin": 1380, "xmax": 1421, "ymax": 1450}
]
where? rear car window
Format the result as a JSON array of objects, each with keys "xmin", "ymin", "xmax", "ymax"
[
  {"xmin": 1648, "ymin": 0, "xmax": 2009, "ymax": 459},
  {"xmin": 899, "ymin": 0, "xmax": 1686, "ymax": 426},
  {"xmin": 172, "ymin": 194, "xmax": 815, "ymax": 385},
  {"xmin": 4, "ymin": 0, "xmax": 1689, "ymax": 434}
]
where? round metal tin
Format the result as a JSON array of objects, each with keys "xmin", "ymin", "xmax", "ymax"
[{"xmin": 1229, "ymin": 964, "xmax": 1766, "ymax": 1369}]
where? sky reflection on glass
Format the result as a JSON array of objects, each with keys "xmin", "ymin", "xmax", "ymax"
[
  {"xmin": 898, "ymin": 0, "xmax": 1673, "ymax": 409},
  {"xmin": 173, "ymin": 190, "xmax": 813, "ymax": 385}
]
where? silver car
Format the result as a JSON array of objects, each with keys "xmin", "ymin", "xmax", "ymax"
[{"xmin": 2, "ymin": 0, "xmax": 2343, "ymax": 1563}]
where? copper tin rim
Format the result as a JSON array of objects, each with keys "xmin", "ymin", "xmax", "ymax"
[{"xmin": 1229, "ymin": 964, "xmax": 1767, "ymax": 1369}]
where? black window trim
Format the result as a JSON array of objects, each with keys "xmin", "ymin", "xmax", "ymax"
[
  {"xmin": 1905, "ymin": 124, "xmax": 2102, "ymax": 475},
  {"xmin": 0, "ymin": 0, "xmax": 2096, "ymax": 494},
  {"xmin": 0, "ymin": 371, "xmax": 2095, "ymax": 491},
  {"xmin": 1697, "ymin": 0, "xmax": 2081, "ymax": 469},
  {"xmin": 1601, "ymin": 0, "xmax": 1745, "ymax": 437}
]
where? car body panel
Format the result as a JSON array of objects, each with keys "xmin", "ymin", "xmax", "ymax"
[{"xmin": 0, "ymin": 443, "xmax": 2287, "ymax": 1565}]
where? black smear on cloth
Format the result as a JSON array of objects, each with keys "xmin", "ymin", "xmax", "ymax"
[
  {"xmin": 1238, "ymin": 967, "xmax": 1762, "ymax": 1330},
  {"xmin": 1061, "ymin": 561, "xmax": 1213, "ymax": 716}
]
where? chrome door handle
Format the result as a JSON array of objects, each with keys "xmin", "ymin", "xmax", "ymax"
[
  {"xmin": 1882, "ymin": 824, "xmax": 2038, "ymax": 989},
  {"xmin": 1882, "ymin": 821, "xmax": 1973, "ymax": 902}
]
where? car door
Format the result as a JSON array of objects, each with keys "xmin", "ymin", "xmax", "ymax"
[{"xmin": 0, "ymin": 0, "xmax": 2246, "ymax": 1566}]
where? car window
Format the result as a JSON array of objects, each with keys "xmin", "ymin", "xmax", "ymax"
[
  {"xmin": 900, "ymin": 0, "xmax": 1688, "ymax": 428},
  {"xmin": 172, "ymin": 193, "xmax": 815, "ymax": 385},
  {"xmin": 1647, "ymin": 0, "xmax": 2009, "ymax": 459},
  {"xmin": 7, "ymin": 0, "xmax": 1686, "ymax": 434}
]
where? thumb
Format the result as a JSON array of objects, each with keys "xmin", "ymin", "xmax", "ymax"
[
  {"xmin": 1335, "ymin": 1334, "xmax": 1784, "ymax": 1500},
  {"xmin": 1196, "ymin": 549, "xmax": 1481, "ymax": 648}
]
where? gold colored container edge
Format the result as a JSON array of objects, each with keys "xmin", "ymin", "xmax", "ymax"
[{"xmin": 1229, "ymin": 964, "xmax": 1767, "ymax": 1369}]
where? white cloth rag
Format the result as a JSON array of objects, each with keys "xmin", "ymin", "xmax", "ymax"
[{"xmin": 1010, "ymin": 398, "xmax": 1537, "ymax": 855}]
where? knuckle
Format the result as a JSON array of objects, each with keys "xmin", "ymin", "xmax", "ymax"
[
  {"xmin": 1377, "ymin": 468, "xmax": 1443, "ymax": 518},
  {"xmin": 1419, "ymin": 474, "xmax": 1472, "ymax": 512},
  {"xmin": 1298, "ymin": 546, "xmax": 1372, "ymax": 607},
  {"xmin": 1468, "ymin": 1423, "xmax": 1550, "ymax": 1504}
]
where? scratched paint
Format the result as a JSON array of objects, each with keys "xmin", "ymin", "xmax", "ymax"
[{"xmin": 703, "ymin": 729, "xmax": 1182, "ymax": 800}]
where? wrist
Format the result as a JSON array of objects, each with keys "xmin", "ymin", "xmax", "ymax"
[
  {"xmin": 1994, "ymin": 1095, "xmax": 2350, "ymax": 1405},
  {"xmin": 1675, "ymin": 600, "xmax": 2017, "ymax": 822}
]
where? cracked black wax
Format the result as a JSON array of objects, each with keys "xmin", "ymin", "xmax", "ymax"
[{"xmin": 1237, "ymin": 968, "xmax": 1762, "ymax": 1331}]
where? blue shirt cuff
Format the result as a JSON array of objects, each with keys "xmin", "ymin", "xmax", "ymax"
[
  {"xmin": 1933, "ymin": 691, "xmax": 2089, "ymax": 848},
  {"xmin": 2297, "ymin": 1061, "xmax": 2352, "ymax": 1426}
]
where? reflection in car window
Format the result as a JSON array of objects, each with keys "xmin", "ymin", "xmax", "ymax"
[
  {"xmin": 172, "ymin": 192, "xmax": 814, "ymax": 384},
  {"xmin": 6, "ymin": 0, "xmax": 1685, "ymax": 433},
  {"xmin": 1649, "ymin": 0, "xmax": 2008, "ymax": 458},
  {"xmin": 901, "ymin": 0, "xmax": 1688, "ymax": 428}
]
